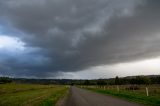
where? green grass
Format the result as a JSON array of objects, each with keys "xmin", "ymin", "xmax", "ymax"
[
  {"xmin": 39, "ymin": 87, "xmax": 68, "ymax": 106},
  {"xmin": 0, "ymin": 83, "xmax": 68, "ymax": 106},
  {"xmin": 86, "ymin": 87, "xmax": 160, "ymax": 106}
]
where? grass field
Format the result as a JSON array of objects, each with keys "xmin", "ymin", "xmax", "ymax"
[
  {"xmin": 0, "ymin": 83, "xmax": 68, "ymax": 106},
  {"xmin": 84, "ymin": 85, "xmax": 160, "ymax": 106}
]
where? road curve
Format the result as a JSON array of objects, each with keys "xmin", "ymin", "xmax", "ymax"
[{"xmin": 63, "ymin": 86, "xmax": 142, "ymax": 106}]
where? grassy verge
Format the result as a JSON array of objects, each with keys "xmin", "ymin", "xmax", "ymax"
[
  {"xmin": 86, "ymin": 88, "xmax": 160, "ymax": 106},
  {"xmin": 0, "ymin": 83, "xmax": 68, "ymax": 106},
  {"xmin": 39, "ymin": 87, "xmax": 68, "ymax": 106}
]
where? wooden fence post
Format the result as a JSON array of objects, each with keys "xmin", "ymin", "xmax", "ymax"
[
  {"xmin": 146, "ymin": 87, "xmax": 149, "ymax": 96},
  {"xmin": 104, "ymin": 86, "xmax": 106, "ymax": 90},
  {"xmin": 117, "ymin": 85, "xmax": 119, "ymax": 92}
]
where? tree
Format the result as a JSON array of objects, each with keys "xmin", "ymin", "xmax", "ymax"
[
  {"xmin": 84, "ymin": 80, "xmax": 91, "ymax": 85},
  {"xmin": 97, "ymin": 79, "xmax": 107, "ymax": 85},
  {"xmin": 0, "ymin": 77, "xmax": 12, "ymax": 84},
  {"xmin": 134, "ymin": 76, "xmax": 151, "ymax": 85},
  {"xmin": 115, "ymin": 76, "xmax": 120, "ymax": 85}
]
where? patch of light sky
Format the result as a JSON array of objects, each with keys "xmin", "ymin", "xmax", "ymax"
[
  {"xmin": 0, "ymin": 35, "xmax": 25, "ymax": 51},
  {"xmin": 57, "ymin": 57, "xmax": 160, "ymax": 79}
]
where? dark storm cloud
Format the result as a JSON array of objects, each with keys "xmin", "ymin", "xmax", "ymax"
[{"xmin": 0, "ymin": 0, "xmax": 160, "ymax": 78}]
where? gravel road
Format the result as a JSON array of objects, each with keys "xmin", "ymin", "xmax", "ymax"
[{"xmin": 63, "ymin": 86, "xmax": 142, "ymax": 106}]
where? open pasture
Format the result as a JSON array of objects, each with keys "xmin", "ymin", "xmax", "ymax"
[{"xmin": 0, "ymin": 83, "xmax": 68, "ymax": 106}]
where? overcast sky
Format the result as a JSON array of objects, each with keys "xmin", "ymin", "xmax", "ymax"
[{"xmin": 0, "ymin": 0, "xmax": 160, "ymax": 79}]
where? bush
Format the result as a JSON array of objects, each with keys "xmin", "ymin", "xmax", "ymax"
[{"xmin": 0, "ymin": 77, "xmax": 12, "ymax": 84}]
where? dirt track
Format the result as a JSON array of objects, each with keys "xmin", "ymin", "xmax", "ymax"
[{"xmin": 63, "ymin": 86, "xmax": 142, "ymax": 106}]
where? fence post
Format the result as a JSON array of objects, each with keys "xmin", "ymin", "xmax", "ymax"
[
  {"xmin": 146, "ymin": 87, "xmax": 149, "ymax": 96},
  {"xmin": 104, "ymin": 86, "xmax": 106, "ymax": 90},
  {"xmin": 117, "ymin": 85, "xmax": 119, "ymax": 92}
]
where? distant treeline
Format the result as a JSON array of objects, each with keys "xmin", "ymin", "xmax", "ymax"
[
  {"xmin": 0, "ymin": 77, "xmax": 12, "ymax": 84},
  {"xmin": 0, "ymin": 75, "xmax": 160, "ymax": 85},
  {"xmin": 79, "ymin": 75, "xmax": 160, "ymax": 85}
]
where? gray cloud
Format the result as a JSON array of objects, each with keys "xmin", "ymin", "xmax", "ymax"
[{"xmin": 0, "ymin": 0, "xmax": 160, "ymax": 78}]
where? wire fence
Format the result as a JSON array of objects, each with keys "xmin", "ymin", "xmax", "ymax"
[{"xmin": 80, "ymin": 84, "xmax": 160, "ymax": 97}]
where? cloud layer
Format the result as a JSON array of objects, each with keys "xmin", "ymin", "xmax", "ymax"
[{"xmin": 0, "ymin": 0, "xmax": 160, "ymax": 78}]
